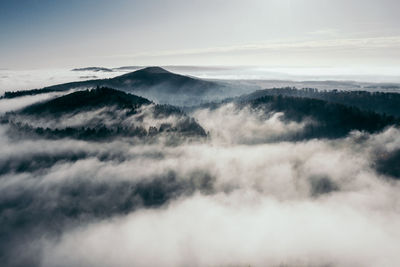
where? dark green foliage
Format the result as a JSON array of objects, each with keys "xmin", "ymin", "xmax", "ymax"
[
  {"xmin": 20, "ymin": 86, "xmax": 151, "ymax": 115},
  {"xmin": 244, "ymin": 87, "xmax": 400, "ymax": 117},
  {"xmin": 6, "ymin": 123, "xmax": 148, "ymax": 140},
  {"xmin": 2, "ymin": 79, "xmax": 101, "ymax": 98},
  {"xmin": 241, "ymin": 94, "xmax": 398, "ymax": 139},
  {"xmin": 153, "ymin": 104, "xmax": 184, "ymax": 117},
  {"xmin": 3, "ymin": 87, "xmax": 207, "ymax": 140},
  {"xmin": 3, "ymin": 88, "xmax": 57, "ymax": 98}
]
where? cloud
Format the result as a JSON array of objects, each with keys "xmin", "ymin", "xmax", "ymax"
[
  {"xmin": 307, "ymin": 28, "xmax": 341, "ymax": 37},
  {"xmin": 104, "ymin": 36, "xmax": 400, "ymax": 59},
  {"xmin": 0, "ymin": 69, "xmax": 127, "ymax": 92},
  {"xmin": 192, "ymin": 103, "xmax": 310, "ymax": 144},
  {"xmin": 0, "ymin": 90, "xmax": 76, "ymax": 114},
  {"xmin": 1, "ymin": 93, "xmax": 400, "ymax": 266},
  {"xmin": 40, "ymin": 191, "xmax": 400, "ymax": 267}
]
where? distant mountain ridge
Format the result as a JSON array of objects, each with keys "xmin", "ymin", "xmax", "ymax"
[
  {"xmin": 71, "ymin": 67, "xmax": 113, "ymax": 72},
  {"xmin": 2, "ymin": 67, "xmax": 230, "ymax": 106}
]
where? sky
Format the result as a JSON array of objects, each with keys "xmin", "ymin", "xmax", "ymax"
[{"xmin": 1, "ymin": 0, "xmax": 400, "ymax": 72}]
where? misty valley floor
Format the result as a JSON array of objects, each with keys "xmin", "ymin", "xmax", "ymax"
[{"xmin": 1, "ymin": 82, "xmax": 400, "ymax": 267}]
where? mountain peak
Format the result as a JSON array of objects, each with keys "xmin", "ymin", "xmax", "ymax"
[{"xmin": 139, "ymin": 66, "xmax": 170, "ymax": 74}]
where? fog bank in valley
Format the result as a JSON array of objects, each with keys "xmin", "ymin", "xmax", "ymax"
[{"xmin": 0, "ymin": 91, "xmax": 399, "ymax": 267}]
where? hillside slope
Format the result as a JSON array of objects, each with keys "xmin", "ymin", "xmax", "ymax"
[
  {"xmin": 242, "ymin": 87, "xmax": 400, "ymax": 117},
  {"xmin": 2, "ymin": 87, "xmax": 207, "ymax": 140},
  {"xmin": 2, "ymin": 67, "xmax": 230, "ymax": 106}
]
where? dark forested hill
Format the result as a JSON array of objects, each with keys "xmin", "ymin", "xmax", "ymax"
[
  {"xmin": 190, "ymin": 93, "xmax": 399, "ymax": 141},
  {"xmin": 20, "ymin": 87, "xmax": 151, "ymax": 115},
  {"xmin": 2, "ymin": 87, "xmax": 207, "ymax": 140},
  {"xmin": 241, "ymin": 94, "xmax": 398, "ymax": 139},
  {"xmin": 243, "ymin": 87, "xmax": 400, "ymax": 117}
]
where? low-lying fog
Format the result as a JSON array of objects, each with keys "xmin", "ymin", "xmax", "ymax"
[
  {"xmin": 2, "ymin": 66, "xmax": 400, "ymax": 96},
  {"xmin": 1, "ymin": 90, "xmax": 400, "ymax": 267}
]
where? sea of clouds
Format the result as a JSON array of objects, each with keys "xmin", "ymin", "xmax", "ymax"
[{"xmin": 1, "ymin": 88, "xmax": 400, "ymax": 267}]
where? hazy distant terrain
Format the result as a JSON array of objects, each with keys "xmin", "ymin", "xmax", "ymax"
[
  {"xmin": 1, "ymin": 67, "xmax": 400, "ymax": 267},
  {"xmin": 1, "ymin": 67, "xmax": 252, "ymax": 106},
  {"xmin": 2, "ymin": 65, "xmax": 400, "ymax": 96},
  {"xmin": 3, "ymin": 0, "xmax": 400, "ymax": 265}
]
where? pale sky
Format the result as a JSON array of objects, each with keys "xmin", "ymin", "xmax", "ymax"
[{"xmin": 1, "ymin": 0, "xmax": 399, "ymax": 71}]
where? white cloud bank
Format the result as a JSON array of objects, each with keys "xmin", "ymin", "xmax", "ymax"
[
  {"xmin": 42, "ymin": 191, "xmax": 400, "ymax": 267},
  {"xmin": 1, "ymin": 95, "xmax": 400, "ymax": 267}
]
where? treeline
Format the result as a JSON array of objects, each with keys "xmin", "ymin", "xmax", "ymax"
[
  {"xmin": 20, "ymin": 87, "xmax": 151, "ymax": 115},
  {"xmin": 2, "ymin": 88, "xmax": 58, "ymax": 98},
  {"xmin": 243, "ymin": 94, "xmax": 399, "ymax": 139},
  {"xmin": 5, "ymin": 119, "xmax": 206, "ymax": 141},
  {"xmin": 244, "ymin": 87, "xmax": 400, "ymax": 117},
  {"xmin": 2, "ymin": 87, "xmax": 207, "ymax": 140},
  {"xmin": 1, "ymin": 75, "xmax": 106, "ymax": 99},
  {"xmin": 18, "ymin": 87, "xmax": 191, "ymax": 118}
]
